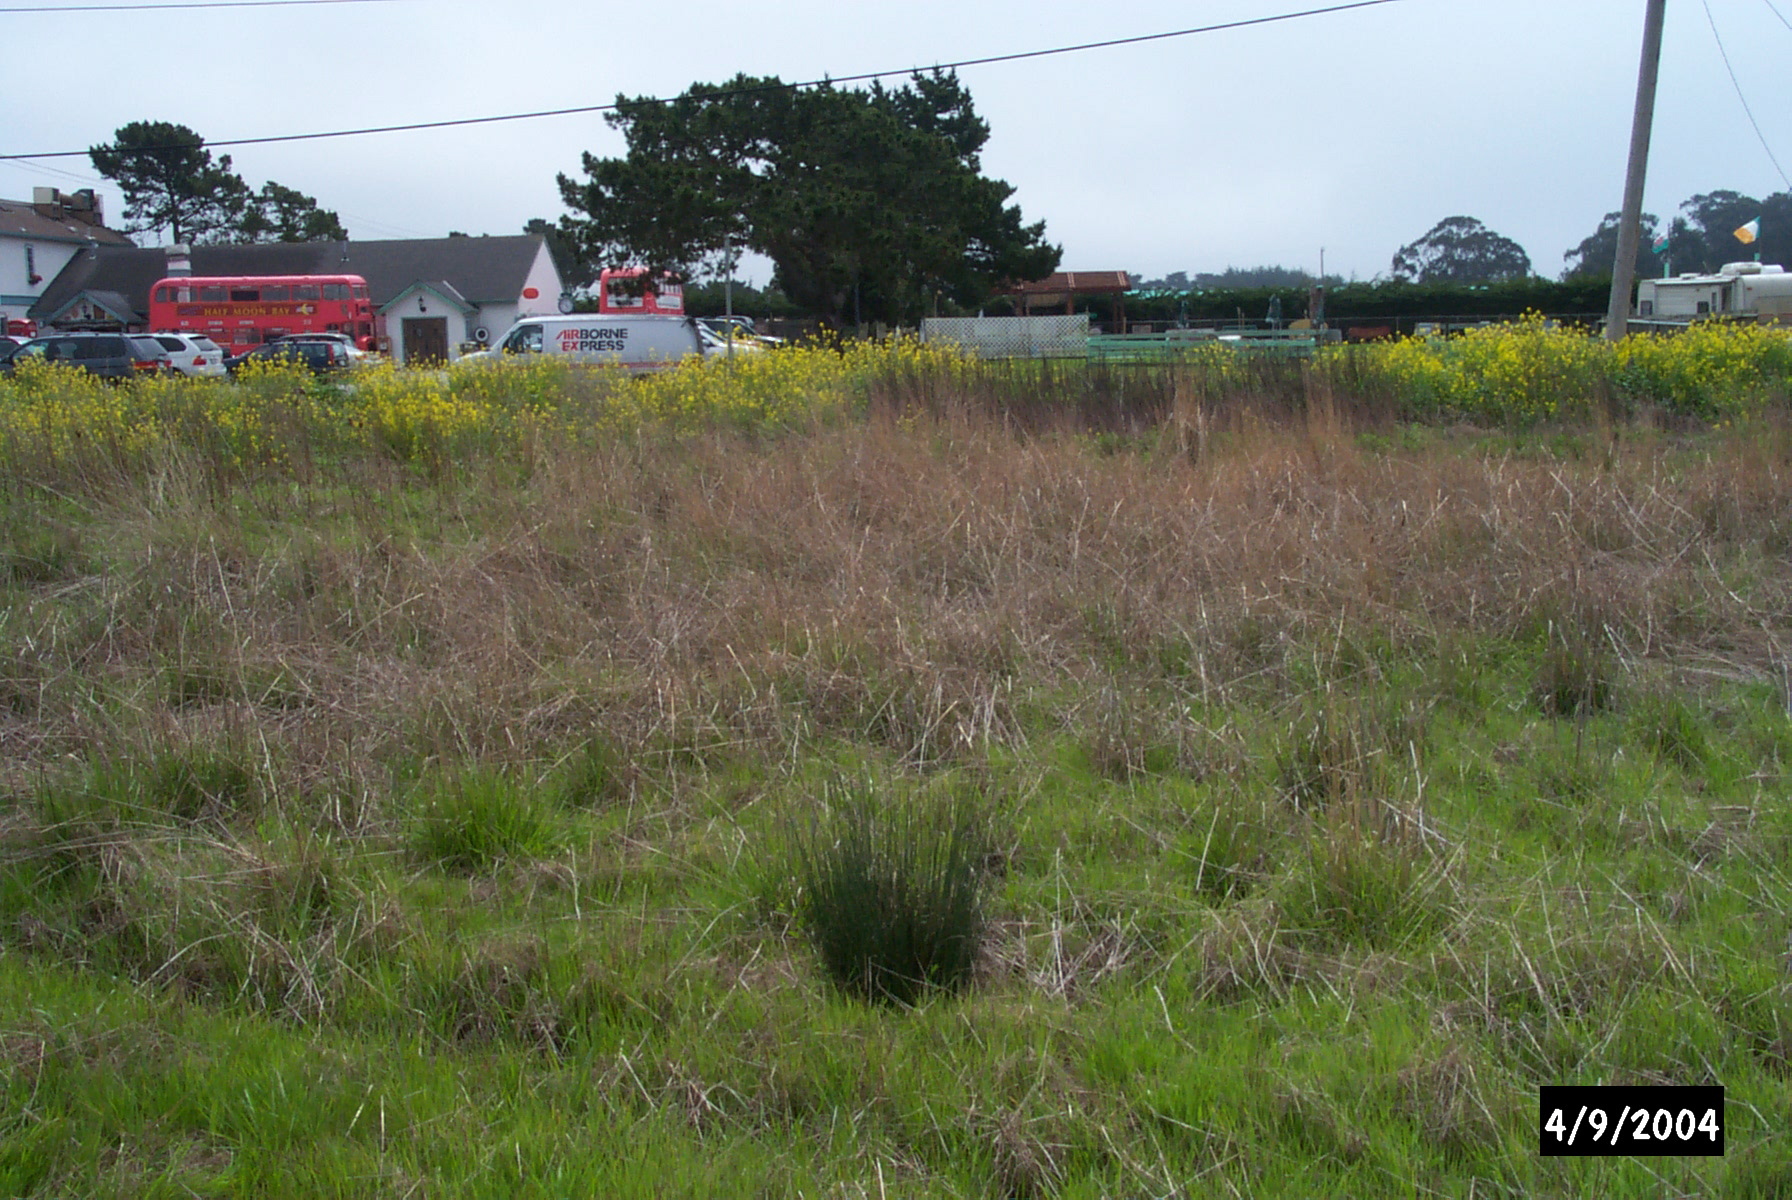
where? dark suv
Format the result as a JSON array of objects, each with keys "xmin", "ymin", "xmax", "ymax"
[
  {"xmin": 226, "ymin": 338, "xmax": 358, "ymax": 376},
  {"xmin": 2, "ymin": 332, "xmax": 172, "ymax": 380}
]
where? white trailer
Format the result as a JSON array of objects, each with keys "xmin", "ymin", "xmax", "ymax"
[{"xmin": 1635, "ymin": 261, "xmax": 1792, "ymax": 325}]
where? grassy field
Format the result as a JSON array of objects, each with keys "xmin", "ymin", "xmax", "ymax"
[{"xmin": 1, "ymin": 336, "xmax": 1790, "ymax": 1196}]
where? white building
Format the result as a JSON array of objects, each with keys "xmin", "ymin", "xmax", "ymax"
[{"xmin": 0, "ymin": 189, "xmax": 134, "ymax": 335}]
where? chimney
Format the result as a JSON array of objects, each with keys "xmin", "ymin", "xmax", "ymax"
[
  {"xmin": 67, "ymin": 189, "xmax": 103, "ymax": 228},
  {"xmin": 32, "ymin": 187, "xmax": 61, "ymax": 220},
  {"xmin": 166, "ymin": 243, "xmax": 193, "ymax": 278}
]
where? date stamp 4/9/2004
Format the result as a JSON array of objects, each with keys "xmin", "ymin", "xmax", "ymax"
[{"xmin": 1539, "ymin": 1085, "xmax": 1725, "ymax": 1157}]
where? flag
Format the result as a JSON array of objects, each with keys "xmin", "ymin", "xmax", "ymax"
[
  {"xmin": 1735, "ymin": 217, "xmax": 1761, "ymax": 245},
  {"xmin": 1651, "ymin": 231, "xmax": 1669, "ymax": 254}
]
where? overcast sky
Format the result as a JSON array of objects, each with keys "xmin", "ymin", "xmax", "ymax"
[{"xmin": 7, "ymin": 0, "xmax": 1792, "ymax": 283}]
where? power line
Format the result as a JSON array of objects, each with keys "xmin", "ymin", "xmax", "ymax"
[
  {"xmin": 1765, "ymin": 0, "xmax": 1792, "ymax": 33},
  {"xmin": 0, "ymin": 0, "xmax": 1402, "ymax": 161},
  {"xmin": 0, "ymin": 155, "xmax": 104, "ymax": 187},
  {"xmin": 0, "ymin": 0, "xmax": 408, "ymax": 12},
  {"xmin": 1702, "ymin": 0, "xmax": 1792, "ymax": 190}
]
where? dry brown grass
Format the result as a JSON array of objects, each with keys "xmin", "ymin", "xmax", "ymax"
[{"xmin": 3, "ymin": 397, "xmax": 1789, "ymax": 797}]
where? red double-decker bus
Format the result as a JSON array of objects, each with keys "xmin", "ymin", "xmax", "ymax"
[
  {"xmin": 147, "ymin": 274, "xmax": 381, "ymax": 355},
  {"xmin": 597, "ymin": 267, "xmax": 684, "ymax": 316}
]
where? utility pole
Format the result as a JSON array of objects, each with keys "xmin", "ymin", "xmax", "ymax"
[
  {"xmin": 1606, "ymin": 0, "xmax": 1668, "ymax": 342},
  {"xmin": 723, "ymin": 232, "xmax": 736, "ymax": 362}
]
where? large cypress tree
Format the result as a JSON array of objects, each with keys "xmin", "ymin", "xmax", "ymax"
[{"xmin": 557, "ymin": 70, "xmax": 1060, "ymax": 326}]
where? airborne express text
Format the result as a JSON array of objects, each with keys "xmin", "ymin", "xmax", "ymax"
[{"xmin": 558, "ymin": 327, "xmax": 631, "ymax": 353}]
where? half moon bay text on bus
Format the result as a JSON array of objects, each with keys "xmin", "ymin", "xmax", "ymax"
[{"xmin": 177, "ymin": 305, "xmax": 322, "ymax": 319}]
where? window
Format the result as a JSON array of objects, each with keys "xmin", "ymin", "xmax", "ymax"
[
  {"xmin": 1696, "ymin": 301, "xmax": 1710, "ymax": 314},
  {"xmin": 353, "ymin": 285, "xmax": 369, "ymax": 299},
  {"xmin": 294, "ymin": 285, "xmax": 320, "ymax": 301},
  {"xmin": 263, "ymin": 285, "xmax": 290, "ymax": 301},
  {"xmin": 1639, "ymin": 300, "xmax": 1653, "ymax": 316},
  {"xmin": 230, "ymin": 288, "xmax": 260, "ymax": 302},
  {"xmin": 74, "ymin": 338, "xmax": 126, "ymax": 360},
  {"xmin": 322, "ymin": 283, "xmax": 349, "ymax": 301},
  {"xmin": 200, "ymin": 286, "xmax": 226, "ymax": 302},
  {"xmin": 504, "ymin": 324, "xmax": 543, "ymax": 354},
  {"xmin": 154, "ymin": 286, "xmax": 172, "ymax": 304}
]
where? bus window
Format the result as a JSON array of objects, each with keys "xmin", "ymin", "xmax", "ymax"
[
  {"xmin": 320, "ymin": 284, "xmax": 343, "ymax": 301},
  {"xmin": 200, "ymin": 286, "xmax": 226, "ymax": 302},
  {"xmin": 230, "ymin": 288, "xmax": 260, "ymax": 302},
  {"xmin": 294, "ymin": 285, "xmax": 320, "ymax": 301},
  {"xmin": 263, "ymin": 286, "xmax": 290, "ymax": 302},
  {"xmin": 154, "ymin": 286, "xmax": 171, "ymax": 303},
  {"xmin": 353, "ymin": 285, "xmax": 369, "ymax": 299}
]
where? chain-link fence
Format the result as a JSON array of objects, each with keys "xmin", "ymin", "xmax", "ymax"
[{"xmin": 920, "ymin": 314, "xmax": 1090, "ymax": 359}]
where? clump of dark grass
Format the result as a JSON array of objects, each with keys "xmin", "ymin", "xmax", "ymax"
[
  {"xmin": 1628, "ymin": 689, "xmax": 1711, "ymax": 771},
  {"xmin": 1533, "ymin": 628, "xmax": 1616, "ymax": 718},
  {"xmin": 410, "ymin": 766, "xmax": 560, "ymax": 872},
  {"xmin": 545, "ymin": 736, "xmax": 632, "ymax": 808},
  {"xmin": 790, "ymin": 776, "xmax": 988, "ymax": 1006},
  {"xmin": 1279, "ymin": 794, "xmax": 1453, "ymax": 950},
  {"xmin": 1275, "ymin": 689, "xmax": 1414, "ymax": 813},
  {"xmin": 36, "ymin": 746, "xmax": 262, "ymax": 828}
]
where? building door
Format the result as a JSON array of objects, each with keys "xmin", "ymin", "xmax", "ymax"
[{"xmin": 403, "ymin": 317, "xmax": 449, "ymax": 364}]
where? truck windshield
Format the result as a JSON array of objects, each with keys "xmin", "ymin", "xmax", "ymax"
[{"xmin": 503, "ymin": 325, "xmax": 543, "ymax": 354}]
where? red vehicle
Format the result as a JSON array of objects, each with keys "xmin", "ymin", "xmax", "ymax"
[
  {"xmin": 597, "ymin": 268, "xmax": 684, "ymax": 316},
  {"xmin": 147, "ymin": 274, "xmax": 381, "ymax": 356}
]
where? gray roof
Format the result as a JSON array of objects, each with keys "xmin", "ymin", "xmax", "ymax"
[
  {"xmin": 380, "ymin": 279, "xmax": 476, "ymax": 316},
  {"xmin": 32, "ymin": 235, "xmax": 550, "ymax": 323},
  {"xmin": 0, "ymin": 198, "xmax": 134, "ymax": 247}
]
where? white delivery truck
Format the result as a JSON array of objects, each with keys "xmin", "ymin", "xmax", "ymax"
[{"xmin": 470, "ymin": 314, "xmax": 706, "ymax": 371}]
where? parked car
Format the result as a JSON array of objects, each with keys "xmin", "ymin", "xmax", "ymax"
[
  {"xmin": 698, "ymin": 315, "xmax": 783, "ymax": 346},
  {"xmin": 149, "ymin": 333, "xmax": 226, "ymax": 378},
  {"xmin": 267, "ymin": 331, "xmax": 366, "ymax": 359},
  {"xmin": 1, "ymin": 332, "xmax": 173, "ymax": 380},
  {"xmin": 226, "ymin": 338, "xmax": 359, "ymax": 376}
]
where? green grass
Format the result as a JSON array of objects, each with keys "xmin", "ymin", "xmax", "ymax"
[{"xmin": 0, "ymin": 371, "xmax": 1789, "ymax": 1194}]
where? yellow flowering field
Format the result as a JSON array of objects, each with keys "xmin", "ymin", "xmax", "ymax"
[
  {"xmin": 0, "ymin": 323, "xmax": 1786, "ymax": 485},
  {"xmin": 0, "ymin": 341, "xmax": 954, "ymax": 478},
  {"xmin": 1334, "ymin": 312, "xmax": 1792, "ymax": 423}
]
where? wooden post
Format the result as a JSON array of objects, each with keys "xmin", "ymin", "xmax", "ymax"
[{"xmin": 1606, "ymin": 0, "xmax": 1668, "ymax": 342}]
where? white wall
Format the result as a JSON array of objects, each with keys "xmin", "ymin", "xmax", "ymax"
[
  {"xmin": 472, "ymin": 242, "xmax": 565, "ymax": 348},
  {"xmin": 384, "ymin": 242, "xmax": 565, "ymax": 363},
  {"xmin": 389, "ymin": 296, "xmax": 471, "ymax": 366},
  {"xmin": 0, "ymin": 238, "xmax": 83, "ymax": 326}
]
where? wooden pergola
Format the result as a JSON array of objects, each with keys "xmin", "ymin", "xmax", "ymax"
[{"xmin": 1008, "ymin": 271, "xmax": 1131, "ymax": 328}]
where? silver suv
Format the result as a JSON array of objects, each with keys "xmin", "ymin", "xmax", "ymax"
[{"xmin": 150, "ymin": 333, "xmax": 226, "ymax": 378}]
